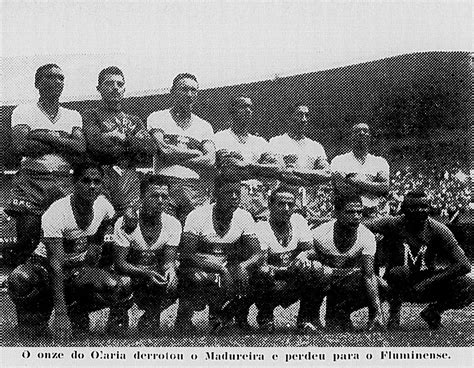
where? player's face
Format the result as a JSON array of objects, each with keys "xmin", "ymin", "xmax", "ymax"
[
  {"xmin": 97, "ymin": 74, "xmax": 125, "ymax": 103},
  {"xmin": 172, "ymin": 78, "xmax": 198, "ymax": 109},
  {"xmin": 233, "ymin": 97, "xmax": 253, "ymax": 125},
  {"xmin": 289, "ymin": 106, "xmax": 309, "ymax": 135},
  {"xmin": 403, "ymin": 202, "xmax": 430, "ymax": 225},
  {"xmin": 75, "ymin": 168, "xmax": 103, "ymax": 203},
  {"xmin": 36, "ymin": 67, "xmax": 64, "ymax": 99},
  {"xmin": 270, "ymin": 192, "xmax": 296, "ymax": 223},
  {"xmin": 337, "ymin": 201, "xmax": 363, "ymax": 228},
  {"xmin": 215, "ymin": 182, "xmax": 241, "ymax": 212},
  {"xmin": 351, "ymin": 123, "xmax": 370, "ymax": 147},
  {"xmin": 142, "ymin": 184, "xmax": 169, "ymax": 215}
]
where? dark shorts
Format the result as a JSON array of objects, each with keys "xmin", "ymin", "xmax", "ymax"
[
  {"xmin": 131, "ymin": 272, "xmax": 177, "ymax": 311},
  {"xmin": 5, "ymin": 170, "xmax": 72, "ymax": 216},
  {"xmin": 178, "ymin": 267, "xmax": 227, "ymax": 312},
  {"xmin": 8, "ymin": 256, "xmax": 131, "ymax": 314},
  {"xmin": 102, "ymin": 166, "xmax": 142, "ymax": 216},
  {"xmin": 251, "ymin": 266, "xmax": 322, "ymax": 308}
]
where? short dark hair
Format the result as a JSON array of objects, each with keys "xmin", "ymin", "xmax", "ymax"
[
  {"xmin": 171, "ymin": 73, "xmax": 198, "ymax": 91},
  {"xmin": 35, "ymin": 64, "xmax": 61, "ymax": 86},
  {"xmin": 287, "ymin": 103, "xmax": 308, "ymax": 116},
  {"xmin": 214, "ymin": 174, "xmax": 241, "ymax": 192},
  {"xmin": 269, "ymin": 184, "xmax": 297, "ymax": 204},
  {"xmin": 140, "ymin": 175, "xmax": 169, "ymax": 196},
  {"xmin": 72, "ymin": 161, "xmax": 104, "ymax": 182},
  {"xmin": 98, "ymin": 66, "xmax": 124, "ymax": 86},
  {"xmin": 401, "ymin": 191, "xmax": 431, "ymax": 212},
  {"xmin": 334, "ymin": 194, "xmax": 362, "ymax": 211}
]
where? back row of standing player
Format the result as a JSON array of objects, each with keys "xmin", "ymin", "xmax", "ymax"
[{"xmin": 7, "ymin": 64, "xmax": 389, "ymax": 263}]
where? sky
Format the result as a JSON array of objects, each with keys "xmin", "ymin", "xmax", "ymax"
[{"xmin": 1, "ymin": 0, "xmax": 472, "ymax": 104}]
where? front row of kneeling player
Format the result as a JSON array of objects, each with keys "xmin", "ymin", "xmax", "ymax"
[{"xmin": 7, "ymin": 162, "xmax": 472, "ymax": 338}]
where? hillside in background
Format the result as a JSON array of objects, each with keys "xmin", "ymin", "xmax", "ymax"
[{"xmin": 1, "ymin": 51, "xmax": 471, "ymax": 170}]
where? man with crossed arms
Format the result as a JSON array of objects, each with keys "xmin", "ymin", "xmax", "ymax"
[
  {"xmin": 7, "ymin": 64, "xmax": 85, "ymax": 264},
  {"xmin": 268, "ymin": 103, "xmax": 331, "ymax": 220},
  {"xmin": 147, "ymin": 73, "xmax": 215, "ymax": 225},
  {"xmin": 214, "ymin": 96, "xmax": 280, "ymax": 220}
]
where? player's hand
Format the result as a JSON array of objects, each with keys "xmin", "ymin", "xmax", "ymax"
[
  {"xmin": 164, "ymin": 267, "xmax": 178, "ymax": 293},
  {"xmin": 367, "ymin": 312, "xmax": 385, "ymax": 331},
  {"xmin": 346, "ymin": 172, "xmax": 367, "ymax": 185},
  {"xmin": 147, "ymin": 270, "xmax": 167, "ymax": 286},
  {"xmin": 122, "ymin": 207, "xmax": 138, "ymax": 234},
  {"xmin": 52, "ymin": 312, "xmax": 72, "ymax": 341},
  {"xmin": 292, "ymin": 252, "xmax": 312, "ymax": 269},
  {"xmin": 104, "ymin": 129, "xmax": 126, "ymax": 142}
]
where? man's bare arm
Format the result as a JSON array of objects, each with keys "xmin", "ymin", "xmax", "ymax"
[
  {"xmin": 150, "ymin": 129, "xmax": 202, "ymax": 162},
  {"xmin": 83, "ymin": 111, "xmax": 128, "ymax": 157},
  {"xmin": 292, "ymin": 158, "xmax": 332, "ymax": 184},
  {"xmin": 28, "ymin": 127, "xmax": 86, "ymax": 154},
  {"xmin": 414, "ymin": 227, "xmax": 471, "ymax": 292},
  {"xmin": 181, "ymin": 140, "xmax": 216, "ymax": 170},
  {"xmin": 361, "ymin": 254, "xmax": 384, "ymax": 327},
  {"xmin": 12, "ymin": 125, "xmax": 54, "ymax": 157}
]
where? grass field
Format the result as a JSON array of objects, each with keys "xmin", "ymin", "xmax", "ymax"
[{"xmin": 2, "ymin": 290, "xmax": 472, "ymax": 347}]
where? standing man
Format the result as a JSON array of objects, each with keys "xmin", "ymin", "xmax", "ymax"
[
  {"xmin": 268, "ymin": 104, "xmax": 331, "ymax": 220},
  {"xmin": 365, "ymin": 191, "xmax": 472, "ymax": 329},
  {"xmin": 82, "ymin": 66, "xmax": 154, "ymax": 218},
  {"xmin": 113, "ymin": 175, "xmax": 181, "ymax": 335},
  {"xmin": 214, "ymin": 97, "xmax": 280, "ymax": 220},
  {"xmin": 308, "ymin": 195, "xmax": 385, "ymax": 331},
  {"xmin": 251, "ymin": 185, "xmax": 321, "ymax": 333},
  {"xmin": 6, "ymin": 64, "xmax": 85, "ymax": 264},
  {"xmin": 7, "ymin": 162, "xmax": 132, "ymax": 338},
  {"xmin": 177, "ymin": 175, "xmax": 261, "ymax": 333},
  {"xmin": 331, "ymin": 123, "xmax": 390, "ymax": 218},
  {"xmin": 147, "ymin": 73, "xmax": 215, "ymax": 225}
]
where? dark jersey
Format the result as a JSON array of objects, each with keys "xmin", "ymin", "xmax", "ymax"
[
  {"xmin": 82, "ymin": 106, "xmax": 147, "ymax": 166},
  {"xmin": 365, "ymin": 215, "xmax": 461, "ymax": 271}
]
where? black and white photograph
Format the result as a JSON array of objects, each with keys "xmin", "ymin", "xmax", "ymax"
[{"xmin": 1, "ymin": 0, "xmax": 472, "ymax": 366}]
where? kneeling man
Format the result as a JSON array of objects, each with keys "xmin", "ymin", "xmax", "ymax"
[
  {"xmin": 365, "ymin": 191, "xmax": 472, "ymax": 329},
  {"xmin": 113, "ymin": 175, "xmax": 181, "ymax": 334},
  {"xmin": 252, "ymin": 185, "xmax": 321, "ymax": 332},
  {"xmin": 177, "ymin": 175, "xmax": 261, "ymax": 332},
  {"xmin": 7, "ymin": 162, "xmax": 131, "ymax": 339},
  {"xmin": 308, "ymin": 195, "xmax": 385, "ymax": 331}
]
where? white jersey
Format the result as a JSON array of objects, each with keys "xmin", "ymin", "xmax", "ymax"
[
  {"xmin": 256, "ymin": 213, "xmax": 312, "ymax": 268},
  {"xmin": 12, "ymin": 103, "xmax": 82, "ymax": 172},
  {"xmin": 184, "ymin": 203, "xmax": 257, "ymax": 262},
  {"xmin": 330, "ymin": 151, "xmax": 390, "ymax": 208},
  {"xmin": 214, "ymin": 128, "xmax": 269, "ymax": 163},
  {"xmin": 147, "ymin": 109, "xmax": 214, "ymax": 179},
  {"xmin": 114, "ymin": 212, "xmax": 182, "ymax": 250},
  {"xmin": 268, "ymin": 133, "xmax": 327, "ymax": 170},
  {"xmin": 214, "ymin": 128, "xmax": 271, "ymax": 191},
  {"xmin": 35, "ymin": 195, "xmax": 115, "ymax": 265},
  {"xmin": 312, "ymin": 220, "xmax": 376, "ymax": 269}
]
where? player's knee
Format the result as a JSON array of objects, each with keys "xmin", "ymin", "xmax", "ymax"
[
  {"xmin": 7, "ymin": 265, "xmax": 39, "ymax": 298},
  {"xmin": 385, "ymin": 265, "xmax": 411, "ymax": 284}
]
